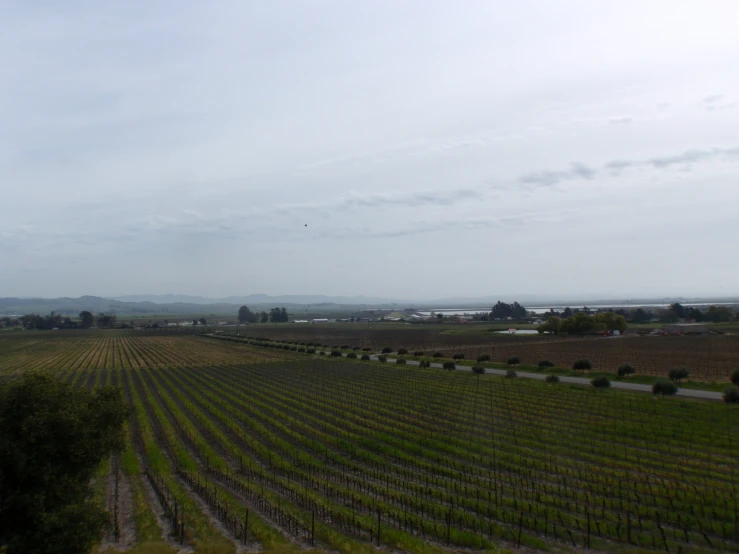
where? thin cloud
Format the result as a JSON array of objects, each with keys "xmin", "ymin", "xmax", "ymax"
[
  {"xmin": 609, "ymin": 116, "xmax": 633, "ymax": 125},
  {"xmin": 520, "ymin": 162, "xmax": 597, "ymax": 187}
]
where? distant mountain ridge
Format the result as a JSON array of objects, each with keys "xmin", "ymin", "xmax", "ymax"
[{"xmin": 111, "ymin": 294, "xmax": 404, "ymax": 305}]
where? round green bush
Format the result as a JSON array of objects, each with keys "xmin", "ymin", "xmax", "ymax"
[
  {"xmin": 573, "ymin": 359, "xmax": 592, "ymax": 371},
  {"xmin": 545, "ymin": 374, "xmax": 560, "ymax": 383},
  {"xmin": 506, "ymin": 369, "xmax": 517, "ymax": 378},
  {"xmin": 618, "ymin": 364, "xmax": 636, "ymax": 378},
  {"xmin": 653, "ymin": 380, "xmax": 678, "ymax": 397},
  {"xmin": 538, "ymin": 360, "xmax": 554, "ymax": 369},
  {"xmin": 360, "ymin": 354, "xmax": 370, "ymax": 361},
  {"xmin": 723, "ymin": 386, "xmax": 739, "ymax": 404},
  {"xmin": 472, "ymin": 365, "xmax": 485, "ymax": 374},
  {"xmin": 396, "ymin": 358, "xmax": 407, "ymax": 365},
  {"xmin": 477, "ymin": 354, "xmax": 491, "ymax": 363},
  {"xmin": 507, "ymin": 357, "xmax": 520, "ymax": 366},
  {"xmin": 591, "ymin": 376, "xmax": 611, "ymax": 389},
  {"xmin": 443, "ymin": 361, "xmax": 456, "ymax": 370},
  {"xmin": 433, "ymin": 352, "xmax": 443, "ymax": 358}
]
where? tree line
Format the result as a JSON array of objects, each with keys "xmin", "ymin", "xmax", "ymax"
[
  {"xmin": 0, "ymin": 311, "xmax": 116, "ymax": 330},
  {"xmin": 238, "ymin": 305, "xmax": 289, "ymax": 323},
  {"xmin": 538, "ymin": 311, "xmax": 627, "ymax": 335}
]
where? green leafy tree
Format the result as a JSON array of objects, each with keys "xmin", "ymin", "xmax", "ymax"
[
  {"xmin": 477, "ymin": 354, "xmax": 491, "ymax": 363},
  {"xmin": 705, "ymin": 305, "xmax": 733, "ymax": 323},
  {"xmin": 731, "ymin": 369, "xmax": 739, "ymax": 386},
  {"xmin": 472, "ymin": 365, "xmax": 485, "ymax": 374},
  {"xmin": 591, "ymin": 376, "xmax": 611, "ymax": 390},
  {"xmin": 260, "ymin": 311, "xmax": 268, "ymax": 323},
  {"xmin": 617, "ymin": 364, "xmax": 636, "ymax": 378},
  {"xmin": 507, "ymin": 356, "xmax": 520, "ymax": 366},
  {"xmin": 629, "ymin": 308, "xmax": 650, "ymax": 324},
  {"xmin": 490, "ymin": 301, "xmax": 527, "ymax": 319},
  {"xmin": 538, "ymin": 360, "xmax": 554, "ymax": 369},
  {"xmin": 723, "ymin": 386, "xmax": 739, "ymax": 404},
  {"xmin": 443, "ymin": 361, "xmax": 456, "ymax": 370},
  {"xmin": 669, "ymin": 367, "xmax": 690, "ymax": 383},
  {"xmin": 238, "ymin": 305, "xmax": 257, "ymax": 323},
  {"xmin": 506, "ymin": 369, "xmax": 517, "ymax": 378},
  {"xmin": 199, "ymin": 317, "xmax": 207, "ymax": 325},
  {"xmin": 537, "ymin": 316, "xmax": 561, "ymax": 334},
  {"xmin": 545, "ymin": 374, "xmax": 560, "ymax": 383},
  {"xmin": 78, "ymin": 311, "xmax": 94, "ymax": 329},
  {"xmin": 0, "ymin": 374, "xmax": 128, "ymax": 554},
  {"xmin": 653, "ymin": 380, "xmax": 678, "ymax": 397},
  {"xmin": 573, "ymin": 359, "xmax": 592, "ymax": 372}
]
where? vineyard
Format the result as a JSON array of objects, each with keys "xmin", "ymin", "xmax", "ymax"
[
  {"xmin": 4, "ymin": 329, "xmax": 739, "ymax": 553},
  {"xmin": 0, "ymin": 329, "xmax": 298, "ymax": 375}
]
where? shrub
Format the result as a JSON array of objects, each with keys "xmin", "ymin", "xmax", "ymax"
[
  {"xmin": 397, "ymin": 348, "xmax": 408, "ymax": 355},
  {"xmin": 723, "ymin": 386, "xmax": 739, "ymax": 404},
  {"xmin": 419, "ymin": 360, "xmax": 431, "ymax": 368},
  {"xmin": 668, "ymin": 367, "xmax": 690, "ymax": 383},
  {"xmin": 545, "ymin": 374, "xmax": 560, "ymax": 383},
  {"xmin": 362, "ymin": 347, "xmax": 371, "ymax": 352},
  {"xmin": 443, "ymin": 361, "xmax": 456, "ymax": 370},
  {"xmin": 346, "ymin": 352, "xmax": 357, "ymax": 359},
  {"xmin": 330, "ymin": 350, "xmax": 342, "ymax": 357},
  {"xmin": 538, "ymin": 360, "xmax": 554, "ymax": 369},
  {"xmin": 453, "ymin": 353, "xmax": 465, "ymax": 360},
  {"xmin": 477, "ymin": 354, "xmax": 491, "ymax": 363},
  {"xmin": 378, "ymin": 355, "xmax": 387, "ymax": 363},
  {"xmin": 591, "ymin": 376, "xmax": 611, "ymax": 390},
  {"xmin": 396, "ymin": 358, "xmax": 407, "ymax": 365},
  {"xmin": 381, "ymin": 347, "xmax": 392, "ymax": 354},
  {"xmin": 617, "ymin": 364, "xmax": 636, "ymax": 378},
  {"xmin": 731, "ymin": 369, "xmax": 739, "ymax": 386},
  {"xmin": 360, "ymin": 354, "xmax": 370, "ymax": 361},
  {"xmin": 472, "ymin": 365, "xmax": 485, "ymax": 374},
  {"xmin": 573, "ymin": 359, "xmax": 592, "ymax": 371},
  {"xmin": 352, "ymin": 346, "xmax": 360, "ymax": 351},
  {"xmin": 306, "ymin": 348, "xmax": 316, "ymax": 354},
  {"xmin": 414, "ymin": 351, "xmax": 424, "ymax": 357},
  {"xmin": 506, "ymin": 369, "xmax": 517, "ymax": 378},
  {"xmin": 297, "ymin": 348, "xmax": 306, "ymax": 353},
  {"xmin": 433, "ymin": 352, "xmax": 443, "ymax": 358},
  {"xmin": 331, "ymin": 345, "xmax": 339, "ymax": 349},
  {"xmin": 507, "ymin": 357, "xmax": 520, "ymax": 366},
  {"xmin": 341, "ymin": 344, "xmax": 349, "ymax": 349},
  {"xmin": 653, "ymin": 380, "xmax": 678, "ymax": 397}
]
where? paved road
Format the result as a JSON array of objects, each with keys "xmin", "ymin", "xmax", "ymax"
[{"xmin": 363, "ymin": 355, "xmax": 723, "ymax": 401}]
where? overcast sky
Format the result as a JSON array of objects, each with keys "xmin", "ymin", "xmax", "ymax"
[{"xmin": 2, "ymin": 1, "xmax": 738, "ymax": 300}]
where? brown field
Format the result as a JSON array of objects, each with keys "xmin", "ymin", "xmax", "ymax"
[{"xmin": 0, "ymin": 329, "xmax": 298, "ymax": 375}]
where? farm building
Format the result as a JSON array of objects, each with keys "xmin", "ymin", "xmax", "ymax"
[
  {"xmin": 665, "ymin": 324, "xmax": 711, "ymax": 335},
  {"xmin": 293, "ymin": 320, "xmax": 309, "ymax": 324},
  {"xmin": 311, "ymin": 318, "xmax": 329, "ymax": 324}
]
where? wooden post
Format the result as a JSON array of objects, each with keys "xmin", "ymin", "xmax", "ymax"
[
  {"xmin": 243, "ymin": 509, "xmax": 249, "ymax": 545},
  {"xmin": 377, "ymin": 508, "xmax": 382, "ymax": 546}
]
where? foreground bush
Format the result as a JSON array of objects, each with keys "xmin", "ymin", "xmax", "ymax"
[
  {"xmin": 378, "ymin": 355, "xmax": 387, "ymax": 363},
  {"xmin": 453, "ymin": 353, "xmax": 465, "ymax": 360},
  {"xmin": 414, "ymin": 351, "xmax": 424, "ymax": 357},
  {"xmin": 653, "ymin": 380, "xmax": 678, "ymax": 397},
  {"xmin": 506, "ymin": 369, "xmax": 517, "ymax": 378},
  {"xmin": 443, "ymin": 361, "xmax": 456, "ymax": 370},
  {"xmin": 507, "ymin": 356, "xmax": 520, "ymax": 366},
  {"xmin": 396, "ymin": 358, "xmax": 407, "ymax": 365},
  {"xmin": 433, "ymin": 352, "xmax": 443, "ymax": 358},
  {"xmin": 346, "ymin": 352, "xmax": 357, "ymax": 359},
  {"xmin": 381, "ymin": 347, "xmax": 392, "ymax": 354},
  {"xmin": 360, "ymin": 354, "xmax": 370, "ymax": 361},
  {"xmin": 472, "ymin": 365, "xmax": 485, "ymax": 374},
  {"xmin": 618, "ymin": 364, "xmax": 636, "ymax": 378},
  {"xmin": 545, "ymin": 374, "xmax": 560, "ymax": 383},
  {"xmin": 330, "ymin": 350, "xmax": 342, "ymax": 357},
  {"xmin": 538, "ymin": 360, "xmax": 554, "ymax": 369},
  {"xmin": 397, "ymin": 348, "xmax": 408, "ymax": 355},
  {"xmin": 591, "ymin": 376, "xmax": 611, "ymax": 390},
  {"xmin": 573, "ymin": 359, "xmax": 592, "ymax": 372},
  {"xmin": 419, "ymin": 360, "xmax": 431, "ymax": 368}
]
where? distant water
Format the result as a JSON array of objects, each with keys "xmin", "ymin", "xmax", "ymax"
[{"xmin": 420, "ymin": 302, "xmax": 737, "ymax": 316}]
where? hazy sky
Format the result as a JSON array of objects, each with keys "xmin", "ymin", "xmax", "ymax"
[{"xmin": 2, "ymin": 1, "xmax": 739, "ymax": 300}]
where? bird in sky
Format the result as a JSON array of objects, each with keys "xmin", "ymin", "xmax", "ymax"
[{"xmin": 304, "ymin": 224, "xmax": 308, "ymax": 227}]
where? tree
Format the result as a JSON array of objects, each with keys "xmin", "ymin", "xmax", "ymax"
[
  {"xmin": 280, "ymin": 308, "xmax": 288, "ymax": 322},
  {"xmin": 668, "ymin": 367, "xmax": 690, "ymax": 383},
  {"xmin": 414, "ymin": 351, "xmax": 424, "ymax": 357},
  {"xmin": 396, "ymin": 358, "xmax": 407, "ymax": 365},
  {"xmin": 538, "ymin": 360, "xmax": 554, "ymax": 369},
  {"xmin": 561, "ymin": 313, "xmax": 596, "ymax": 335},
  {"xmin": 377, "ymin": 355, "xmax": 387, "ymax": 363},
  {"xmin": 705, "ymin": 305, "xmax": 733, "ymax": 323},
  {"xmin": 381, "ymin": 347, "xmax": 393, "ymax": 354},
  {"xmin": 617, "ymin": 364, "xmax": 636, "ymax": 378},
  {"xmin": 472, "ymin": 365, "xmax": 485, "ymax": 374},
  {"xmin": 591, "ymin": 376, "xmax": 611, "ymax": 390},
  {"xmin": 506, "ymin": 369, "xmax": 517, "ymax": 378},
  {"xmin": 260, "ymin": 311, "xmax": 268, "ymax": 323},
  {"xmin": 545, "ymin": 374, "xmax": 560, "ymax": 383},
  {"xmin": 629, "ymin": 308, "xmax": 650, "ymax": 324},
  {"xmin": 0, "ymin": 374, "xmax": 128, "ymax": 554},
  {"xmin": 573, "ymin": 359, "xmax": 592, "ymax": 372},
  {"xmin": 397, "ymin": 348, "xmax": 408, "ymax": 355},
  {"xmin": 731, "ymin": 369, "xmax": 739, "ymax": 386},
  {"xmin": 490, "ymin": 301, "xmax": 527, "ymax": 320},
  {"xmin": 78, "ymin": 311, "xmax": 94, "ymax": 329},
  {"xmin": 477, "ymin": 354, "xmax": 491, "ymax": 363},
  {"xmin": 199, "ymin": 317, "xmax": 207, "ymax": 325},
  {"xmin": 192, "ymin": 319, "xmax": 199, "ymax": 326},
  {"xmin": 96, "ymin": 313, "xmax": 116, "ymax": 328},
  {"xmin": 537, "ymin": 316, "xmax": 561, "ymax": 334},
  {"xmin": 507, "ymin": 356, "xmax": 520, "ymax": 366},
  {"xmin": 723, "ymin": 386, "xmax": 739, "ymax": 404},
  {"xmin": 432, "ymin": 352, "xmax": 443, "ymax": 358},
  {"xmin": 436, "ymin": 313, "xmax": 443, "ymax": 321},
  {"xmin": 238, "ymin": 305, "xmax": 256, "ymax": 324},
  {"xmin": 653, "ymin": 380, "xmax": 678, "ymax": 397},
  {"xmin": 443, "ymin": 361, "xmax": 456, "ymax": 370},
  {"xmin": 453, "ymin": 353, "xmax": 465, "ymax": 360}
]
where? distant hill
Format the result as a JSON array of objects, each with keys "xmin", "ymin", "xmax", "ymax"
[{"xmin": 112, "ymin": 294, "xmax": 403, "ymax": 306}]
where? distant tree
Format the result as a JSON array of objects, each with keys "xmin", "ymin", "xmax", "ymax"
[
  {"xmin": 0, "ymin": 374, "xmax": 128, "ymax": 554},
  {"xmin": 629, "ymin": 308, "xmax": 650, "ymax": 324},
  {"xmin": 591, "ymin": 376, "xmax": 611, "ymax": 390},
  {"xmin": 705, "ymin": 305, "xmax": 733, "ymax": 323},
  {"xmin": 653, "ymin": 380, "xmax": 678, "ymax": 397},
  {"xmin": 593, "ymin": 312, "xmax": 627, "ymax": 333},
  {"xmin": 260, "ymin": 311, "xmax": 268, "ymax": 323},
  {"xmin": 453, "ymin": 353, "xmax": 465, "ymax": 360},
  {"xmin": 238, "ymin": 305, "xmax": 257, "ymax": 324},
  {"xmin": 506, "ymin": 369, "xmax": 517, "ymax": 378},
  {"xmin": 472, "ymin": 365, "xmax": 485, "ymax": 374},
  {"xmin": 562, "ymin": 307, "xmax": 573, "ymax": 317},
  {"xmin": 617, "ymin": 364, "xmax": 636, "ymax": 378},
  {"xmin": 360, "ymin": 354, "xmax": 370, "ymax": 361},
  {"xmin": 377, "ymin": 355, "xmax": 387, "ymax": 363},
  {"xmin": 723, "ymin": 386, "xmax": 739, "ymax": 404},
  {"xmin": 78, "ymin": 311, "xmax": 94, "ymax": 329},
  {"xmin": 490, "ymin": 301, "xmax": 527, "ymax": 320},
  {"xmin": 330, "ymin": 350, "xmax": 342, "ymax": 357},
  {"xmin": 573, "ymin": 359, "xmax": 592, "ymax": 372},
  {"xmin": 432, "ymin": 352, "xmax": 443, "ymax": 358},
  {"xmin": 443, "ymin": 361, "xmax": 456, "ymax": 370},
  {"xmin": 731, "ymin": 369, "xmax": 739, "ymax": 386},
  {"xmin": 414, "ymin": 351, "xmax": 424, "ymax": 357},
  {"xmin": 538, "ymin": 360, "xmax": 554, "ymax": 369},
  {"xmin": 507, "ymin": 356, "xmax": 520, "ymax": 366},
  {"xmin": 396, "ymin": 358, "xmax": 407, "ymax": 365},
  {"xmin": 192, "ymin": 319, "xmax": 198, "ymax": 326},
  {"xmin": 666, "ymin": 302, "xmax": 686, "ymax": 323},
  {"xmin": 668, "ymin": 367, "xmax": 690, "ymax": 383},
  {"xmin": 436, "ymin": 313, "xmax": 443, "ymax": 321},
  {"xmin": 397, "ymin": 348, "xmax": 408, "ymax": 355},
  {"xmin": 537, "ymin": 316, "xmax": 561, "ymax": 334},
  {"xmin": 685, "ymin": 306, "xmax": 704, "ymax": 322},
  {"xmin": 346, "ymin": 352, "xmax": 357, "ymax": 359},
  {"xmin": 280, "ymin": 307, "xmax": 288, "ymax": 322},
  {"xmin": 96, "ymin": 313, "xmax": 117, "ymax": 328},
  {"xmin": 477, "ymin": 354, "xmax": 491, "ymax": 363},
  {"xmin": 381, "ymin": 347, "xmax": 392, "ymax": 354},
  {"xmin": 199, "ymin": 317, "xmax": 207, "ymax": 325},
  {"xmin": 545, "ymin": 374, "xmax": 560, "ymax": 383},
  {"xmin": 561, "ymin": 313, "xmax": 596, "ymax": 335}
]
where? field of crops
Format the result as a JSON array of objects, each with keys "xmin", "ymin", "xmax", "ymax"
[
  {"xmin": 64, "ymin": 357, "xmax": 737, "ymax": 554},
  {"xmin": 0, "ymin": 329, "xmax": 298, "ymax": 375},
  {"xmin": 249, "ymin": 324, "xmax": 739, "ymax": 381}
]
